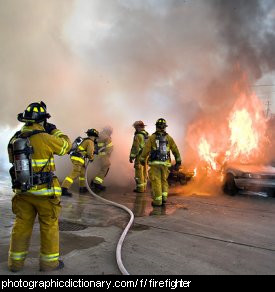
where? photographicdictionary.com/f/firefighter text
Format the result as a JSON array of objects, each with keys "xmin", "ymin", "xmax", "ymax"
[{"xmin": 1, "ymin": 278, "xmax": 191, "ymax": 290}]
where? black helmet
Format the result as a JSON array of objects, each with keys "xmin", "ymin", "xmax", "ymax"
[
  {"xmin": 86, "ymin": 128, "xmax": 99, "ymax": 137},
  {"xmin": 155, "ymin": 118, "xmax": 168, "ymax": 129},
  {"xmin": 18, "ymin": 101, "xmax": 50, "ymax": 123}
]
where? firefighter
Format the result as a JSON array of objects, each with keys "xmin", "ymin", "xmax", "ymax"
[
  {"xmin": 129, "ymin": 121, "xmax": 149, "ymax": 193},
  {"xmin": 7, "ymin": 101, "xmax": 71, "ymax": 272},
  {"xmin": 140, "ymin": 118, "xmax": 181, "ymax": 206},
  {"xmin": 61, "ymin": 129, "xmax": 99, "ymax": 196},
  {"xmin": 91, "ymin": 126, "xmax": 113, "ymax": 192}
]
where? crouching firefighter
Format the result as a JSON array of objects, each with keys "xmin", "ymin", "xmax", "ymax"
[
  {"xmin": 140, "ymin": 118, "xmax": 181, "ymax": 206},
  {"xmin": 7, "ymin": 101, "xmax": 71, "ymax": 272},
  {"xmin": 129, "ymin": 121, "xmax": 149, "ymax": 193},
  {"xmin": 61, "ymin": 128, "xmax": 99, "ymax": 196},
  {"xmin": 91, "ymin": 126, "xmax": 113, "ymax": 192}
]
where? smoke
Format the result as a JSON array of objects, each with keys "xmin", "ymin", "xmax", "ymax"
[{"xmin": 0, "ymin": 0, "xmax": 274, "ymax": 188}]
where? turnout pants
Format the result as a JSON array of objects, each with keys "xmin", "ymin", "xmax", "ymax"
[
  {"xmin": 8, "ymin": 194, "xmax": 61, "ymax": 271},
  {"xmin": 148, "ymin": 165, "xmax": 169, "ymax": 206},
  {"xmin": 62, "ymin": 161, "xmax": 86, "ymax": 189},
  {"xmin": 93, "ymin": 156, "xmax": 111, "ymax": 185},
  {"xmin": 134, "ymin": 160, "xmax": 148, "ymax": 192}
]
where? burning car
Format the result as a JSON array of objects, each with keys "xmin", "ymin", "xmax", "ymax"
[{"xmin": 223, "ymin": 164, "xmax": 275, "ymax": 197}]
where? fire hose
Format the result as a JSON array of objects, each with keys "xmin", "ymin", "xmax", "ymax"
[{"xmin": 84, "ymin": 160, "xmax": 134, "ymax": 275}]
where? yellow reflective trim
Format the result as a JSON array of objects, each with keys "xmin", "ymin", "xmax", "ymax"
[
  {"xmin": 14, "ymin": 187, "xmax": 62, "ymax": 196},
  {"xmin": 106, "ymin": 142, "xmax": 113, "ymax": 148},
  {"xmin": 149, "ymin": 161, "xmax": 171, "ymax": 167},
  {"xmin": 33, "ymin": 107, "xmax": 38, "ymax": 112},
  {"xmin": 32, "ymin": 158, "xmax": 53, "ymax": 163},
  {"xmin": 40, "ymin": 253, "xmax": 59, "ymax": 262},
  {"xmin": 162, "ymin": 192, "xmax": 168, "ymax": 198},
  {"xmin": 40, "ymin": 107, "xmax": 45, "ymax": 112},
  {"xmin": 78, "ymin": 145, "xmax": 85, "ymax": 151},
  {"xmin": 27, "ymin": 106, "xmax": 31, "ymax": 112},
  {"xmin": 59, "ymin": 139, "xmax": 69, "ymax": 155},
  {"xmin": 154, "ymin": 196, "xmax": 162, "ymax": 201},
  {"xmin": 65, "ymin": 176, "xmax": 73, "ymax": 183},
  {"xmin": 79, "ymin": 177, "xmax": 85, "ymax": 181},
  {"xmin": 71, "ymin": 156, "xmax": 85, "ymax": 164},
  {"xmin": 53, "ymin": 130, "xmax": 62, "ymax": 137},
  {"xmin": 97, "ymin": 142, "xmax": 104, "ymax": 147},
  {"xmin": 137, "ymin": 183, "xmax": 146, "ymax": 187},
  {"xmin": 94, "ymin": 177, "xmax": 103, "ymax": 184},
  {"xmin": 29, "ymin": 189, "xmax": 61, "ymax": 196},
  {"xmin": 32, "ymin": 158, "xmax": 55, "ymax": 167},
  {"xmin": 26, "ymin": 187, "xmax": 61, "ymax": 196},
  {"xmin": 32, "ymin": 163, "xmax": 55, "ymax": 167},
  {"xmin": 9, "ymin": 251, "xmax": 28, "ymax": 260},
  {"xmin": 99, "ymin": 152, "xmax": 106, "ymax": 156}
]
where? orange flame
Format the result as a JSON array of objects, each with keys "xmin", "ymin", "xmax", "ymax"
[
  {"xmin": 229, "ymin": 108, "xmax": 259, "ymax": 160},
  {"xmin": 186, "ymin": 89, "xmax": 268, "ymax": 180},
  {"xmin": 198, "ymin": 138, "xmax": 218, "ymax": 170}
]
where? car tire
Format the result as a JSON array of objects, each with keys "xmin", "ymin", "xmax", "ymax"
[
  {"xmin": 179, "ymin": 178, "xmax": 187, "ymax": 185},
  {"xmin": 223, "ymin": 173, "xmax": 238, "ymax": 196}
]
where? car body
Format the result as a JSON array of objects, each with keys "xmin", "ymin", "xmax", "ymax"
[{"xmin": 223, "ymin": 164, "xmax": 275, "ymax": 197}]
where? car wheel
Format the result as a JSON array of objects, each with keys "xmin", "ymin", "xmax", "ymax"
[
  {"xmin": 179, "ymin": 178, "xmax": 187, "ymax": 185},
  {"xmin": 223, "ymin": 173, "xmax": 238, "ymax": 196}
]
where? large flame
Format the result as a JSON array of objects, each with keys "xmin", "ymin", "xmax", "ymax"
[
  {"xmin": 229, "ymin": 108, "xmax": 259, "ymax": 160},
  {"xmin": 186, "ymin": 88, "xmax": 268, "ymax": 181}
]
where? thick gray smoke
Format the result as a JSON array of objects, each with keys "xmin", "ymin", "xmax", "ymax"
[{"xmin": 0, "ymin": 0, "xmax": 274, "ymax": 186}]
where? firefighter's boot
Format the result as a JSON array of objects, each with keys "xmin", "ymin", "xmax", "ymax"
[
  {"xmin": 79, "ymin": 187, "xmax": 88, "ymax": 193},
  {"xmin": 93, "ymin": 183, "xmax": 106, "ymax": 192},
  {"xmin": 62, "ymin": 187, "xmax": 72, "ymax": 197},
  {"xmin": 40, "ymin": 260, "xmax": 64, "ymax": 272}
]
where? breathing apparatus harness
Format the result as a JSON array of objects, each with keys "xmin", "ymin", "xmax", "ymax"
[
  {"xmin": 68, "ymin": 136, "xmax": 85, "ymax": 158},
  {"xmin": 8, "ymin": 130, "xmax": 54, "ymax": 192},
  {"xmin": 69, "ymin": 137, "xmax": 99, "ymax": 158},
  {"xmin": 149, "ymin": 131, "xmax": 170, "ymax": 162}
]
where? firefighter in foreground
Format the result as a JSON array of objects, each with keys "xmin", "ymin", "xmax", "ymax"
[
  {"xmin": 140, "ymin": 118, "xmax": 181, "ymax": 206},
  {"xmin": 129, "ymin": 121, "xmax": 149, "ymax": 193},
  {"xmin": 61, "ymin": 129, "xmax": 99, "ymax": 196},
  {"xmin": 7, "ymin": 101, "xmax": 71, "ymax": 272},
  {"xmin": 91, "ymin": 126, "xmax": 113, "ymax": 192}
]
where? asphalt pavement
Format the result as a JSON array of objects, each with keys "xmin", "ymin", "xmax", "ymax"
[{"xmin": 1, "ymin": 182, "xmax": 275, "ymax": 275}]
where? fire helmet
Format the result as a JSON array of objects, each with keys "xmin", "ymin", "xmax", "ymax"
[
  {"xmin": 86, "ymin": 128, "xmax": 99, "ymax": 137},
  {"xmin": 17, "ymin": 101, "xmax": 50, "ymax": 123},
  {"xmin": 133, "ymin": 121, "xmax": 146, "ymax": 128},
  {"xmin": 155, "ymin": 118, "xmax": 168, "ymax": 129}
]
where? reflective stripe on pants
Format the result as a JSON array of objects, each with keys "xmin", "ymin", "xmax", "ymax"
[
  {"xmin": 62, "ymin": 161, "xmax": 86, "ymax": 189},
  {"xmin": 148, "ymin": 165, "xmax": 169, "ymax": 205},
  {"xmin": 9, "ymin": 194, "xmax": 61, "ymax": 271}
]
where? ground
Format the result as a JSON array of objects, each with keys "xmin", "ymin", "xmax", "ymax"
[{"xmin": 0, "ymin": 181, "xmax": 275, "ymax": 275}]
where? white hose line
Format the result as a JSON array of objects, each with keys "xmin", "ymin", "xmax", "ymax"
[{"xmin": 85, "ymin": 161, "xmax": 134, "ymax": 275}]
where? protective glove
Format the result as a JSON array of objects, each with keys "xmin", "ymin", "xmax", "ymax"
[
  {"xmin": 129, "ymin": 157, "xmax": 134, "ymax": 163},
  {"xmin": 44, "ymin": 122, "xmax": 57, "ymax": 134},
  {"xmin": 174, "ymin": 161, "xmax": 181, "ymax": 171}
]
